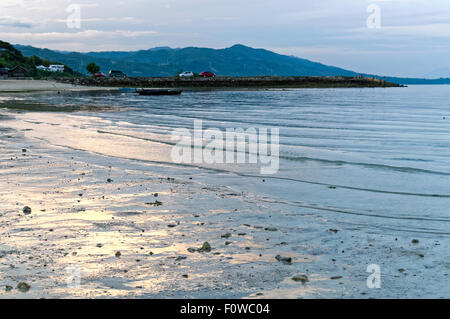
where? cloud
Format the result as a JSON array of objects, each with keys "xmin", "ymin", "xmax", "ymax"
[
  {"xmin": 0, "ymin": 16, "xmax": 33, "ymax": 28},
  {"xmin": 0, "ymin": 29, "xmax": 158, "ymax": 42}
]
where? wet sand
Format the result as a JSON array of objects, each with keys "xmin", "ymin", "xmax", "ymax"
[
  {"xmin": 0, "ymin": 80, "xmax": 117, "ymax": 93},
  {"xmin": 0, "ymin": 110, "xmax": 449, "ymax": 299}
]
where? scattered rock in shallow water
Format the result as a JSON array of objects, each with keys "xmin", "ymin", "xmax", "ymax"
[
  {"xmin": 22, "ymin": 206, "xmax": 32, "ymax": 215},
  {"xmin": 264, "ymin": 227, "xmax": 278, "ymax": 232},
  {"xmin": 275, "ymin": 255, "xmax": 292, "ymax": 265},
  {"xmin": 147, "ymin": 200, "xmax": 163, "ymax": 207},
  {"xmin": 221, "ymin": 233, "xmax": 232, "ymax": 238},
  {"xmin": 182, "ymin": 274, "xmax": 189, "ymax": 278},
  {"xmin": 5, "ymin": 285, "xmax": 13, "ymax": 292},
  {"xmin": 168, "ymin": 224, "xmax": 177, "ymax": 228},
  {"xmin": 107, "ymin": 178, "xmax": 113, "ymax": 183},
  {"xmin": 17, "ymin": 282, "xmax": 30, "ymax": 293},
  {"xmin": 418, "ymin": 253, "xmax": 425, "ymax": 258},
  {"xmin": 398, "ymin": 268, "xmax": 405, "ymax": 273},
  {"xmin": 175, "ymin": 256, "xmax": 187, "ymax": 261},
  {"xmin": 22, "ymin": 149, "xmax": 27, "ymax": 153},
  {"xmin": 225, "ymin": 241, "xmax": 231, "ymax": 246},
  {"xmin": 198, "ymin": 242, "xmax": 212, "ymax": 253},
  {"xmin": 96, "ymin": 243, "xmax": 103, "ymax": 248},
  {"xmin": 188, "ymin": 242, "xmax": 212, "ymax": 253},
  {"xmin": 412, "ymin": 239, "xmax": 419, "ymax": 244},
  {"xmin": 329, "ymin": 229, "xmax": 339, "ymax": 234},
  {"xmin": 115, "ymin": 251, "xmax": 121, "ymax": 258},
  {"xmin": 330, "ymin": 276, "xmax": 343, "ymax": 280},
  {"xmin": 328, "ymin": 186, "xmax": 337, "ymax": 189},
  {"xmin": 292, "ymin": 275, "xmax": 308, "ymax": 284}
]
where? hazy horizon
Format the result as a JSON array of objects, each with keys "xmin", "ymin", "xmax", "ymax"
[{"xmin": 1, "ymin": 0, "xmax": 450, "ymax": 78}]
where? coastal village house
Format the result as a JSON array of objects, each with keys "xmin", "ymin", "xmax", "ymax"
[
  {"xmin": 7, "ymin": 66, "xmax": 28, "ymax": 78},
  {"xmin": 0, "ymin": 67, "xmax": 9, "ymax": 79}
]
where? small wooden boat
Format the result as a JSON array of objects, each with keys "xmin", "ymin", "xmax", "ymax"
[{"xmin": 136, "ymin": 88, "xmax": 182, "ymax": 96}]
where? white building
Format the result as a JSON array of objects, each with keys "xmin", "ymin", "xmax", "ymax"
[
  {"xmin": 36, "ymin": 65, "xmax": 65, "ymax": 72},
  {"xmin": 36, "ymin": 65, "xmax": 49, "ymax": 71},
  {"xmin": 48, "ymin": 65, "xmax": 65, "ymax": 72}
]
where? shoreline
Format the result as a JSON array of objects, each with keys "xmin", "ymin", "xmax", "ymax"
[
  {"xmin": 0, "ymin": 80, "xmax": 118, "ymax": 93},
  {"xmin": 0, "ymin": 77, "xmax": 403, "ymax": 94},
  {"xmin": 58, "ymin": 76, "xmax": 403, "ymax": 89}
]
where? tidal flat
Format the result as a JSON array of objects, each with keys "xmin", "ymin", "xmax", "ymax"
[{"xmin": 0, "ymin": 87, "xmax": 449, "ymax": 298}]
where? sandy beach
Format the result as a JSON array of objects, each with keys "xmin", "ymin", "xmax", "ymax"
[
  {"xmin": 1, "ymin": 87, "xmax": 449, "ymax": 299},
  {"xmin": 0, "ymin": 80, "xmax": 116, "ymax": 93}
]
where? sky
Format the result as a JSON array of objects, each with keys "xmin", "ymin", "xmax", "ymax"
[{"xmin": 1, "ymin": 0, "xmax": 450, "ymax": 77}]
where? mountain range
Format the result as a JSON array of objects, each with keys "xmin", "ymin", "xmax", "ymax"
[{"xmin": 13, "ymin": 43, "xmax": 450, "ymax": 84}]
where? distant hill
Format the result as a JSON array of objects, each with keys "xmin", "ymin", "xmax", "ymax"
[
  {"xmin": 15, "ymin": 44, "xmax": 359, "ymax": 78},
  {"xmin": 425, "ymin": 67, "xmax": 450, "ymax": 79},
  {"xmin": 13, "ymin": 43, "xmax": 450, "ymax": 84}
]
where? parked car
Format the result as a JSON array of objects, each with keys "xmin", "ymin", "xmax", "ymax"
[
  {"xmin": 200, "ymin": 71, "xmax": 216, "ymax": 78},
  {"xmin": 109, "ymin": 70, "xmax": 126, "ymax": 78},
  {"xmin": 93, "ymin": 72, "xmax": 106, "ymax": 78},
  {"xmin": 179, "ymin": 71, "xmax": 194, "ymax": 78}
]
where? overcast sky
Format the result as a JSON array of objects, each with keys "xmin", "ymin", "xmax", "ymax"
[{"xmin": 1, "ymin": 0, "xmax": 450, "ymax": 77}]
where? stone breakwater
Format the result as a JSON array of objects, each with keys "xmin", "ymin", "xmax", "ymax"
[{"xmin": 57, "ymin": 76, "xmax": 402, "ymax": 89}]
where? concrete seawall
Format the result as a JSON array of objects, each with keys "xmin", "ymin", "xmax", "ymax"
[{"xmin": 57, "ymin": 76, "xmax": 402, "ymax": 89}]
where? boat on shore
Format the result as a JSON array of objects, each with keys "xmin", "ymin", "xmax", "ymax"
[{"xmin": 136, "ymin": 88, "xmax": 182, "ymax": 96}]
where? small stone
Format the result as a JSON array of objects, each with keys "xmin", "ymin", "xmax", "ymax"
[
  {"xmin": 182, "ymin": 274, "xmax": 189, "ymax": 278},
  {"xmin": 221, "ymin": 233, "xmax": 232, "ymax": 238},
  {"xmin": 107, "ymin": 178, "xmax": 113, "ymax": 183},
  {"xmin": 22, "ymin": 206, "xmax": 32, "ymax": 215},
  {"xmin": 17, "ymin": 282, "xmax": 31, "ymax": 293},
  {"xmin": 187, "ymin": 248, "xmax": 197, "ymax": 253},
  {"xmin": 292, "ymin": 275, "xmax": 308, "ymax": 284},
  {"xmin": 147, "ymin": 200, "xmax": 163, "ymax": 207},
  {"xmin": 264, "ymin": 227, "xmax": 278, "ymax": 232},
  {"xmin": 96, "ymin": 243, "xmax": 103, "ymax": 248},
  {"xmin": 5, "ymin": 285, "xmax": 13, "ymax": 292},
  {"xmin": 412, "ymin": 239, "xmax": 419, "ymax": 244},
  {"xmin": 198, "ymin": 242, "xmax": 212, "ymax": 252},
  {"xmin": 175, "ymin": 256, "xmax": 187, "ymax": 261},
  {"xmin": 330, "ymin": 276, "xmax": 343, "ymax": 280},
  {"xmin": 329, "ymin": 229, "xmax": 339, "ymax": 234},
  {"xmin": 275, "ymin": 255, "xmax": 292, "ymax": 265},
  {"xmin": 115, "ymin": 251, "xmax": 121, "ymax": 258}
]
